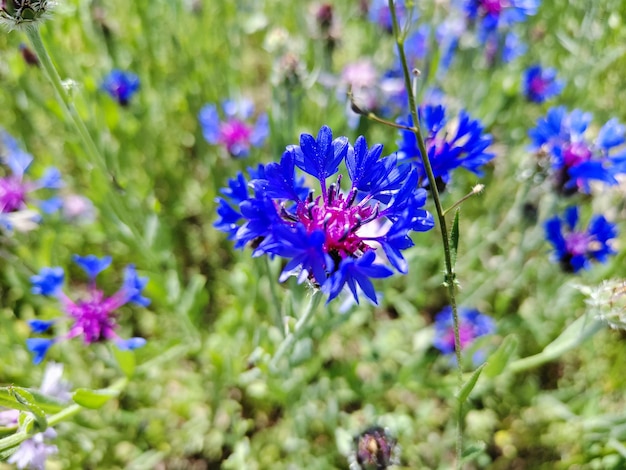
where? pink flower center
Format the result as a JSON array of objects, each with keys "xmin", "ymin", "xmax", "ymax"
[
  {"xmin": 480, "ymin": 0, "xmax": 507, "ymax": 14},
  {"xmin": 294, "ymin": 176, "xmax": 379, "ymax": 259},
  {"xmin": 565, "ymin": 231, "xmax": 591, "ymax": 257},
  {"xmin": 219, "ymin": 119, "xmax": 252, "ymax": 155},
  {"xmin": 443, "ymin": 325, "xmax": 475, "ymax": 351},
  {"xmin": 563, "ymin": 142, "xmax": 592, "ymax": 167},
  {"xmin": 0, "ymin": 176, "xmax": 27, "ymax": 212},
  {"xmin": 65, "ymin": 290, "xmax": 118, "ymax": 344},
  {"xmin": 529, "ymin": 76, "xmax": 548, "ymax": 96}
]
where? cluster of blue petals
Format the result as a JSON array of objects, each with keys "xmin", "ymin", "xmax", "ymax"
[
  {"xmin": 215, "ymin": 125, "xmax": 435, "ymax": 305},
  {"xmin": 522, "ymin": 64, "xmax": 564, "ymax": 103},
  {"xmin": 27, "ymin": 255, "xmax": 150, "ymax": 364},
  {"xmin": 528, "ymin": 106, "xmax": 626, "ymax": 194},
  {"xmin": 544, "ymin": 206, "xmax": 617, "ymax": 273},
  {"xmin": 397, "ymin": 104, "xmax": 494, "ymax": 187},
  {"xmin": 433, "ymin": 306, "xmax": 495, "ymax": 358},
  {"xmin": 198, "ymin": 99, "xmax": 269, "ymax": 158},
  {"xmin": 101, "ymin": 69, "xmax": 140, "ymax": 106}
]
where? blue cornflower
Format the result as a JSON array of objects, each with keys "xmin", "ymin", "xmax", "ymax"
[
  {"xmin": 522, "ymin": 64, "xmax": 564, "ymax": 103},
  {"xmin": 433, "ymin": 306, "xmax": 495, "ymax": 361},
  {"xmin": 545, "ymin": 206, "xmax": 617, "ymax": 273},
  {"xmin": 397, "ymin": 104, "xmax": 494, "ymax": 188},
  {"xmin": 528, "ymin": 106, "xmax": 626, "ymax": 194},
  {"xmin": 26, "ymin": 255, "xmax": 150, "ymax": 364},
  {"xmin": 101, "ymin": 69, "xmax": 140, "ymax": 106},
  {"xmin": 0, "ymin": 130, "xmax": 62, "ymax": 232},
  {"xmin": 367, "ymin": 0, "xmax": 406, "ymax": 33},
  {"xmin": 215, "ymin": 126, "xmax": 435, "ymax": 304},
  {"xmin": 198, "ymin": 98, "xmax": 269, "ymax": 158}
]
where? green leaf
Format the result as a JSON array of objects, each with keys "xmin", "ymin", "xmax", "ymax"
[
  {"xmin": 12, "ymin": 388, "xmax": 47, "ymax": 432},
  {"xmin": 484, "ymin": 335, "xmax": 519, "ymax": 378},
  {"xmin": 457, "ymin": 363, "xmax": 486, "ymax": 404},
  {"xmin": 461, "ymin": 441, "xmax": 487, "ymax": 463},
  {"xmin": 449, "ymin": 209, "xmax": 460, "ymax": 269},
  {"xmin": 113, "ymin": 346, "xmax": 136, "ymax": 378},
  {"xmin": 72, "ymin": 388, "xmax": 120, "ymax": 409}
]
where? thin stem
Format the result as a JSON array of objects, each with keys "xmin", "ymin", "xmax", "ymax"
[
  {"xmin": 25, "ymin": 27, "xmax": 111, "ymax": 181},
  {"xmin": 443, "ymin": 185, "xmax": 485, "ymax": 217},
  {"xmin": 388, "ymin": 2, "xmax": 464, "ymax": 467},
  {"xmin": 269, "ymin": 289, "xmax": 323, "ymax": 371}
]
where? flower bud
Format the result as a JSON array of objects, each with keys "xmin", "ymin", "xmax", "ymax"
[
  {"xmin": 1, "ymin": 0, "xmax": 53, "ymax": 30},
  {"xmin": 354, "ymin": 426, "xmax": 398, "ymax": 470}
]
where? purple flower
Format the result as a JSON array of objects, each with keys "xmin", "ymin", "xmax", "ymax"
[
  {"xmin": 215, "ymin": 126, "xmax": 435, "ymax": 304},
  {"xmin": 528, "ymin": 107, "xmax": 626, "ymax": 194},
  {"xmin": 523, "ymin": 64, "xmax": 564, "ymax": 103},
  {"xmin": 545, "ymin": 206, "xmax": 617, "ymax": 273},
  {"xmin": 354, "ymin": 426, "xmax": 399, "ymax": 469},
  {"xmin": 26, "ymin": 255, "xmax": 150, "ymax": 364},
  {"xmin": 198, "ymin": 99, "xmax": 268, "ymax": 158},
  {"xmin": 397, "ymin": 104, "xmax": 494, "ymax": 188},
  {"xmin": 101, "ymin": 69, "xmax": 140, "ymax": 106},
  {"xmin": 433, "ymin": 306, "xmax": 495, "ymax": 362},
  {"xmin": 368, "ymin": 0, "xmax": 406, "ymax": 33},
  {"xmin": 0, "ymin": 130, "xmax": 62, "ymax": 231}
]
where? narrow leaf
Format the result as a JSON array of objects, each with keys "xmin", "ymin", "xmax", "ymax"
[
  {"xmin": 457, "ymin": 363, "xmax": 486, "ymax": 403},
  {"xmin": 11, "ymin": 388, "xmax": 47, "ymax": 432},
  {"xmin": 113, "ymin": 347, "xmax": 136, "ymax": 378},
  {"xmin": 484, "ymin": 335, "xmax": 519, "ymax": 378},
  {"xmin": 72, "ymin": 388, "xmax": 119, "ymax": 409}
]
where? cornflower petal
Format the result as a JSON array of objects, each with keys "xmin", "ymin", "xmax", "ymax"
[
  {"xmin": 28, "ymin": 319, "xmax": 55, "ymax": 334},
  {"xmin": 122, "ymin": 264, "xmax": 150, "ymax": 307},
  {"xmin": 116, "ymin": 337, "xmax": 147, "ymax": 350},
  {"xmin": 26, "ymin": 338, "xmax": 54, "ymax": 365},
  {"xmin": 31, "ymin": 267, "xmax": 64, "ymax": 296},
  {"xmin": 73, "ymin": 254, "xmax": 112, "ymax": 280}
]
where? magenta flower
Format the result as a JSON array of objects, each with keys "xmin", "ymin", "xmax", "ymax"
[
  {"xmin": 26, "ymin": 255, "xmax": 150, "ymax": 364},
  {"xmin": 198, "ymin": 99, "xmax": 269, "ymax": 158}
]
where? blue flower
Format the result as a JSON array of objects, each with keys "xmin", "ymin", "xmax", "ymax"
[
  {"xmin": 198, "ymin": 99, "xmax": 268, "ymax": 158},
  {"xmin": 0, "ymin": 130, "xmax": 62, "ymax": 229},
  {"xmin": 368, "ymin": 0, "xmax": 406, "ymax": 33},
  {"xmin": 215, "ymin": 126, "xmax": 435, "ymax": 304},
  {"xmin": 397, "ymin": 104, "xmax": 494, "ymax": 188},
  {"xmin": 544, "ymin": 206, "xmax": 617, "ymax": 273},
  {"xmin": 523, "ymin": 64, "xmax": 564, "ymax": 103},
  {"xmin": 433, "ymin": 306, "xmax": 495, "ymax": 361},
  {"xmin": 529, "ymin": 107, "xmax": 626, "ymax": 194},
  {"xmin": 101, "ymin": 69, "xmax": 140, "ymax": 106},
  {"xmin": 26, "ymin": 256, "xmax": 149, "ymax": 364}
]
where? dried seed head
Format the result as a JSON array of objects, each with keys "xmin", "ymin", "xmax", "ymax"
[{"xmin": 1, "ymin": 0, "xmax": 54, "ymax": 31}]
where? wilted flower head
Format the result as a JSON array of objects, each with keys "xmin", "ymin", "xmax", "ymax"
[
  {"xmin": 198, "ymin": 99, "xmax": 269, "ymax": 158},
  {"xmin": 397, "ymin": 103, "xmax": 494, "ymax": 188},
  {"xmin": 0, "ymin": 130, "xmax": 62, "ymax": 232},
  {"xmin": 0, "ymin": 0, "xmax": 54, "ymax": 30},
  {"xmin": 215, "ymin": 126, "xmax": 435, "ymax": 304},
  {"xmin": 352, "ymin": 426, "xmax": 399, "ymax": 470},
  {"xmin": 523, "ymin": 64, "xmax": 564, "ymax": 103},
  {"xmin": 101, "ymin": 69, "xmax": 140, "ymax": 106},
  {"xmin": 26, "ymin": 255, "xmax": 150, "ymax": 364},
  {"xmin": 545, "ymin": 206, "xmax": 617, "ymax": 273},
  {"xmin": 577, "ymin": 279, "xmax": 626, "ymax": 330},
  {"xmin": 433, "ymin": 306, "xmax": 495, "ymax": 362},
  {"xmin": 528, "ymin": 106, "xmax": 626, "ymax": 194}
]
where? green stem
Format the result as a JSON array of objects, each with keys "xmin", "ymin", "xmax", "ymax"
[
  {"xmin": 0, "ymin": 378, "xmax": 128, "ymax": 453},
  {"xmin": 25, "ymin": 26, "xmax": 110, "ymax": 179},
  {"xmin": 270, "ymin": 290, "xmax": 323, "ymax": 371},
  {"xmin": 387, "ymin": 2, "xmax": 463, "ymax": 467},
  {"xmin": 263, "ymin": 257, "xmax": 283, "ymax": 333}
]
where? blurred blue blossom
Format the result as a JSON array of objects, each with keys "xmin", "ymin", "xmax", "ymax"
[
  {"xmin": 0, "ymin": 130, "xmax": 62, "ymax": 232},
  {"xmin": 26, "ymin": 255, "xmax": 150, "ymax": 364},
  {"xmin": 368, "ymin": 0, "xmax": 406, "ymax": 33},
  {"xmin": 397, "ymin": 104, "xmax": 494, "ymax": 188},
  {"xmin": 101, "ymin": 69, "xmax": 140, "ymax": 106},
  {"xmin": 522, "ymin": 64, "xmax": 564, "ymax": 103},
  {"xmin": 215, "ymin": 126, "xmax": 435, "ymax": 304},
  {"xmin": 198, "ymin": 98, "xmax": 268, "ymax": 158},
  {"xmin": 433, "ymin": 306, "xmax": 495, "ymax": 361},
  {"xmin": 528, "ymin": 106, "xmax": 626, "ymax": 194},
  {"xmin": 545, "ymin": 206, "xmax": 617, "ymax": 273}
]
